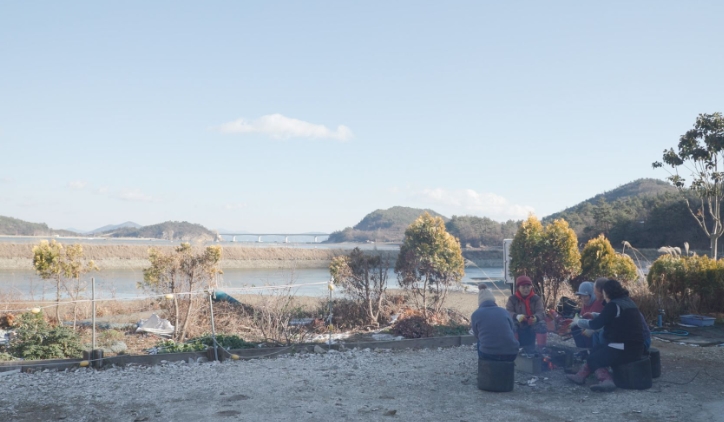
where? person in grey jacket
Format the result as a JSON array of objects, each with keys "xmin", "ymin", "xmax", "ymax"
[{"xmin": 471, "ymin": 284, "xmax": 520, "ymax": 361}]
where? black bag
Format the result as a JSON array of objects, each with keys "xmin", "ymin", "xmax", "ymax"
[{"xmin": 556, "ymin": 297, "xmax": 580, "ymax": 319}]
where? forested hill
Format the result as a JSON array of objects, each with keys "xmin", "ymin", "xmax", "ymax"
[
  {"xmin": 544, "ymin": 178, "xmax": 710, "ymax": 250},
  {"xmin": 102, "ymin": 221, "xmax": 216, "ymax": 242},
  {"xmin": 327, "ymin": 206, "xmax": 448, "ymax": 242},
  {"xmin": 0, "ymin": 215, "xmax": 78, "ymax": 236},
  {"xmin": 548, "ymin": 178, "xmax": 677, "ymax": 219}
]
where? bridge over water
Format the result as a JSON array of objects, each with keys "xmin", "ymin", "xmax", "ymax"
[{"xmin": 218, "ymin": 233, "xmax": 330, "ymax": 243}]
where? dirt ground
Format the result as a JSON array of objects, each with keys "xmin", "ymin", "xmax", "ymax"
[
  {"xmin": 2, "ymin": 335, "xmax": 724, "ymax": 422},
  {"xmin": 4, "ymin": 287, "xmax": 724, "ymax": 421}
]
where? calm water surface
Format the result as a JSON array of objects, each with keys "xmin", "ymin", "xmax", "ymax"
[{"xmin": 0, "ymin": 266, "xmax": 505, "ymax": 299}]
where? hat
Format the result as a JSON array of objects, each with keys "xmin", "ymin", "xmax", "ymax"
[
  {"xmin": 478, "ymin": 284, "xmax": 496, "ymax": 305},
  {"xmin": 516, "ymin": 276, "xmax": 533, "ymax": 287},
  {"xmin": 575, "ymin": 281, "xmax": 596, "ymax": 302}
]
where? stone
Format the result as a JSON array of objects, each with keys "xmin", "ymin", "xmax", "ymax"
[
  {"xmin": 110, "ymin": 341, "xmax": 128, "ymax": 354},
  {"xmin": 314, "ymin": 345, "xmax": 327, "ymax": 354}
]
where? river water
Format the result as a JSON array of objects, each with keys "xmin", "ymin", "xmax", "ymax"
[
  {"xmin": 0, "ymin": 238, "xmax": 506, "ymax": 299},
  {"xmin": 0, "ymin": 266, "xmax": 506, "ymax": 300}
]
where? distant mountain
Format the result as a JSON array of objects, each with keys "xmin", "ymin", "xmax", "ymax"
[
  {"xmin": 548, "ymin": 179, "xmax": 677, "ymax": 218},
  {"xmin": 100, "ymin": 221, "xmax": 216, "ymax": 242},
  {"xmin": 0, "ymin": 216, "xmax": 81, "ymax": 237},
  {"xmin": 0, "ymin": 215, "xmax": 53, "ymax": 236},
  {"xmin": 327, "ymin": 206, "xmax": 448, "ymax": 243},
  {"xmin": 543, "ymin": 178, "xmax": 708, "ymax": 249},
  {"xmin": 88, "ymin": 221, "xmax": 142, "ymax": 234}
]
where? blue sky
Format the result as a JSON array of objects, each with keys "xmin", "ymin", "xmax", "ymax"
[{"xmin": 1, "ymin": 2, "xmax": 722, "ymax": 233}]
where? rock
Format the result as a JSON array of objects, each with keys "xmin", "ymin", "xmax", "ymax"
[
  {"xmin": 314, "ymin": 345, "xmax": 327, "ymax": 354},
  {"xmin": 110, "ymin": 341, "xmax": 128, "ymax": 354}
]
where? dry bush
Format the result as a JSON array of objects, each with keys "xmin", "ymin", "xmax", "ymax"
[
  {"xmin": 628, "ymin": 280, "xmax": 658, "ymax": 323},
  {"xmin": 391, "ymin": 315, "xmax": 434, "ymax": 338},
  {"xmin": 249, "ymin": 286, "xmax": 318, "ymax": 345},
  {"xmin": 328, "ymin": 299, "xmax": 375, "ymax": 330},
  {"xmin": 190, "ymin": 301, "xmax": 260, "ymax": 341}
]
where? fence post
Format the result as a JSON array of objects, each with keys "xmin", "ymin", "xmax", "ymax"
[
  {"xmin": 208, "ymin": 290, "xmax": 218, "ymax": 362},
  {"xmin": 91, "ymin": 277, "xmax": 96, "ymax": 350}
]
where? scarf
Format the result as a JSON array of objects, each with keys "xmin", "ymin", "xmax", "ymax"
[{"xmin": 515, "ymin": 290, "xmax": 534, "ymax": 317}]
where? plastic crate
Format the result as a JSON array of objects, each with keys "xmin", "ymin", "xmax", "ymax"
[{"xmin": 680, "ymin": 314, "xmax": 715, "ymax": 327}]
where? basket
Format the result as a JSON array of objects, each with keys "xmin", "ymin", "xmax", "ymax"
[{"xmin": 680, "ymin": 314, "xmax": 715, "ymax": 327}]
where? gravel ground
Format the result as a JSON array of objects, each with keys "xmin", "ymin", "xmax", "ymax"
[{"xmin": 3, "ymin": 339, "xmax": 724, "ymax": 422}]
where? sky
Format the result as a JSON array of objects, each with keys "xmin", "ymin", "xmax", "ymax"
[{"xmin": 1, "ymin": 1, "xmax": 723, "ymax": 233}]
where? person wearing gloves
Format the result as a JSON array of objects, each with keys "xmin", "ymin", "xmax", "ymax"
[
  {"xmin": 592, "ymin": 278, "xmax": 651, "ymax": 352},
  {"xmin": 506, "ymin": 276, "xmax": 547, "ymax": 352},
  {"xmin": 566, "ymin": 279, "xmax": 644, "ymax": 392},
  {"xmin": 570, "ymin": 281, "xmax": 605, "ymax": 349},
  {"xmin": 471, "ymin": 284, "xmax": 519, "ymax": 361}
]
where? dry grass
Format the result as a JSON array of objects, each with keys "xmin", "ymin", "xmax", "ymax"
[{"xmin": 0, "ymin": 243, "xmax": 351, "ymax": 260}]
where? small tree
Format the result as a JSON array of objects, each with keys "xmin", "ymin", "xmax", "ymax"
[
  {"xmin": 32, "ymin": 240, "xmax": 98, "ymax": 326},
  {"xmin": 394, "ymin": 213, "xmax": 465, "ymax": 319},
  {"xmin": 510, "ymin": 216, "xmax": 581, "ymax": 308},
  {"xmin": 580, "ymin": 235, "xmax": 639, "ymax": 284},
  {"xmin": 653, "ymin": 112, "xmax": 724, "ymax": 259},
  {"xmin": 330, "ymin": 248, "xmax": 390, "ymax": 326},
  {"xmin": 140, "ymin": 243, "xmax": 222, "ymax": 341}
]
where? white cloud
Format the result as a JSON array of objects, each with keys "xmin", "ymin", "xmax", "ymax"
[
  {"xmin": 217, "ymin": 113, "xmax": 353, "ymax": 141},
  {"xmin": 417, "ymin": 188, "xmax": 534, "ymax": 220},
  {"xmin": 68, "ymin": 180, "xmax": 88, "ymax": 190},
  {"xmin": 224, "ymin": 203, "xmax": 246, "ymax": 210},
  {"xmin": 0, "ymin": 177, "xmax": 13, "ymax": 183},
  {"xmin": 96, "ymin": 186, "xmax": 109, "ymax": 195},
  {"xmin": 117, "ymin": 189, "xmax": 154, "ymax": 203}
]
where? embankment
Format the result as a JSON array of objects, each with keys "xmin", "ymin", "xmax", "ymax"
[
  {"xmin": 0, "ymin": 243, "xmax": 391, "ymax": 270},
  {"xmin": 0, "ymin": 243, "xmax": 508, "ymax": 270}
]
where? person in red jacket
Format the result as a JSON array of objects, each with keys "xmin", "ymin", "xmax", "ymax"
[
  {"xmin": 506, "ymin": 276, "xmax": 547, "ymax": 353},
  {"xmin": 570, "ymin": 281, "xmax": 605, "ymax": 349}
]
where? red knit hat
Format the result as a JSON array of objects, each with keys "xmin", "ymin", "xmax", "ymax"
[{"xmin": 516, "ymin": 276, "xmax": 533, "ymax": 287}]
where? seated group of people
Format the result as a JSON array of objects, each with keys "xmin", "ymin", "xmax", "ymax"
[{"xmin": 470, "ymin": 275, "xmax": 651, "ymax": 392}]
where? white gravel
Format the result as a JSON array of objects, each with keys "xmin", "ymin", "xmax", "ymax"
[{"xmin": 3, "ymin": 341, "xmax": 724, "ymax": 422}]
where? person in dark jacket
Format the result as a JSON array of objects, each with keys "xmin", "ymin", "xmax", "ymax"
[
  {"xmin": 591, "ymin": 278, "xmax": 651, "ymax": 352},
  {"xmin": 471, "ymin": 284, "xmax": 519, "ymax": 361},
  {"xmin": 566, "ymin": 279, "xmax": 644, "ymax": 392},
  {"xmin": 506, "ymin": 276, "xmax": 547, "ymax": 352}
]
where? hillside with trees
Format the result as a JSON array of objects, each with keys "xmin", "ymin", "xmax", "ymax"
[
  {"xmin": 102, "ymin": 221, "xmax": 216, "ymax": 242},
  {"xmin": 327, "ymin": 206, "xmax": 448, "ymax": 242},
  {"xmin": 544, "ymin": 178, "xmax": 711, "ymax": 251},
  {"xmin": 445, "ymin": 215, "xmax": 519, "ymax": 247},
  {"xmin": 0, "ymin": 216, "xmax": 78, "ymax": 236}
]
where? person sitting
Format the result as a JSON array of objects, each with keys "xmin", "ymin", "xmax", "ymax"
[
  {"xmin": 570, "ymin": 281, "xmax": 605, "ymax": 349},
  {"xmin": 506, "ymin": 276, "xmax": 547, "ymax": 353},
  {"xmin": 471, "ymin": 284, "xmax": 519, "ymax": 361},
  {"xmin": 566, "ymin": 279, "xmax": 644, "ymax": 392},
  {"xmin": 592, "ymin": 278, "xmax": 651, "ymax": 352}
]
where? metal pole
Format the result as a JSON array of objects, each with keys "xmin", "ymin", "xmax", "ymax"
[
  {"xmin": 327, "ymin": 279, "xmax": 333, "ymax": 351},
  {"xmin": 209, "ymin": 290, "xmax": 218, "ymax": 362},
  {"xmin": 91, "ymin": 277, "xmax": 96, "ymax": 351}
]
